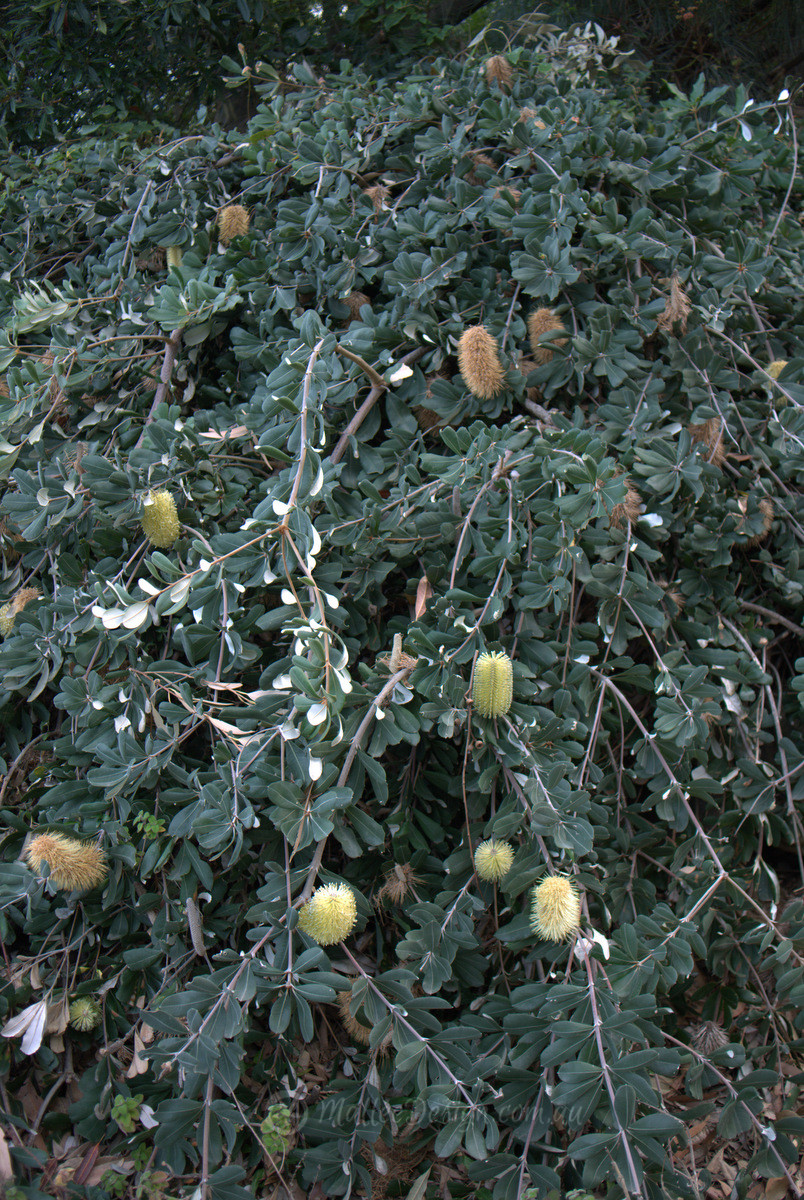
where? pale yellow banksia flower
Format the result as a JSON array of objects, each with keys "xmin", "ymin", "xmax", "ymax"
[
  {"xmin": 218, "ymin": 204, "xmax": 250, "ymax": 245},
  {"xmin": 298, "ymin": 883, "xmax": 357, "ymax": 945},
  {"xmin": 472, "ymin": 650, "xmax": 514, "ymax": 718},
  {"xmin": 0, "ymin": 586, "xmax": 40, "ymax": 637},
  {"xmin": 768, "ymin": 360, "xmax": 788, "ymax": 380},
  {"xmin": 485, "ymin": 55, "xmax": 512, "ymax": 90},
  {"xmin": 25, "ymin": 833, "xmax": 108, "ymax": 892},
  {"xmin": 527, "ymin": 308, "xmax": 568, "ymax": 364},
  {"xmin": 530, "ymin": 875, "xmax": 581, "ymax": 942},
  {"xmin": 474, "ymin": 839, "xmax": 515, "ymax": 882},
  {"xmin": 70, "ymin": 997, "xmax": 101, "ymax": 1031},
  {"xmin": 141, "ymin": 490, "xmax": 180, "ymax": 548},
  {"xmin": 458, "ymin": 326, "xmax": 505, "ymax": 399}
]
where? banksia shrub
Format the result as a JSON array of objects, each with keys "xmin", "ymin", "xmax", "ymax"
[
  {"xmin": 485, "ymin": 55, "xmax": 512, "ymax": 90},
  {"xmin": 474, "ymin": 839, "xmax": 515, "ymax": 882},
  {"xmin": 217, "ymin": 204, "xmax": 250, "ymax": 245},
  {"xmin": 69, "ymin": 997, "xmax": 101, "ymax": 1031},
  {"xmin": 140, "ymin": 489, "xmax": 180, "ymax": 548},
  {"xmin": 527, "ymin": 307, "xmax": 568, "ymax": 363},
  {"xmin": 530, "ymin": 875, "xmax": 581, "ymax": 942},
  {"xmin": 689, "ymin": 418, "xmax": 726, "ymax": 467},
  {"xmin": 0, "ymin": 587, "xmax": 40, "ymax": 637},
  {"xmin": 298, "ymin": 883, "xmax": 357, "ymax": 945},
  {"xmin": 25, "ymin": 833, "xmax": 107, "ymax": 892},
  {"xmin": 457, "ymin": 326, "xmax": 505, "ymax": 399},
  {"xmin": 472, "ymin": 650, "xmax": 514, "ymax": 718}
]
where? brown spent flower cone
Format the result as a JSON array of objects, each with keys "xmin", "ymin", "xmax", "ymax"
[
  {"xmin": 458, "ymin": 326, "xmax": 505, "ymax": 399},
  {"xmin": 689, "ymin": 418, "xmax": 725, "ymax": 468},
  {"xmin": 519, "ymin": 108, "xmax": 546, "ymax": 129},
  {"xmin": 527, "ymin": 308, "xmax": 568, "ymax": 363},
  {"xmin": 493, "ymin": 185, "xmax": 521, "ymax": 206},
  {"xmin": 377, "ymin": 862, "xmax": 420, "ymax": 906},
  {"xmin": 740, "ymin": 497, "xmax": 774, "ymax": 547},
  {"xmin": 466, "ymin": 152, "xmax": 497, "ymax": 185},
  {"xmin": 609, "ymin": 480, "xmax": 642, "ymax": 530},
  {"xmin": 657, "ymin": 273, "xmax": 692, "ymax": 336},
  {"xmin": 362, "ymin": 185, "xmax": 390, "ymax": 214},
  {"xmin": 25, "ymin": 832, "xmax": 107, "ymax": 892},
  {"xmin": 485, "ymin": 55, "xmax": 513, "ymax": 90},
  {"xmin": 692, "ymin": 1020, "xmax": 729, "ymax": 1056},
  {"xmin": 218, "ymin": 204, "xmax": 250, "ymax": 245},
  {"xmin": 336, "ymin": 991, "xmax": 392, "ymax": 1053},
  {"xmin": 344, "ymin": 291, "xmax": 372, "ymax": 324},
  {"xmin": 0, "ymin": 586, "xmax": 41, "ymax": 637},
  {"xmin": 0, "ymin": 377, "xmax": 8, "ymax": 398},
  {"xmin": 516, "ymin": 355, "xmax": 542, "ymax": 402}
]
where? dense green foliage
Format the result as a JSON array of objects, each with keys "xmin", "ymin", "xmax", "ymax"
[{"xmin": 2, "ymin": 19, "xmax": 804, "ymax": 1200}]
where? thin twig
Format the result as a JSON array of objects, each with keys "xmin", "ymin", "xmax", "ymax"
[{"xmin": 134, "ymin": 331, "xmax": 182, "ymax": 449}]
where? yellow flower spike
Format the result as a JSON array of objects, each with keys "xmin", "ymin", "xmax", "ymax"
[
  {"xmin": 474, "ymin": 839, "xmax": 515, "ymax": 882},
  {"xmin": 25, "ymin": 833, "xmax": 107, "ymax": 893},
  {"xmin": 69, "ymin": 998, "xmax": 101, "ymax": 1031},
  {"xmin": 218, "ymin": 204, "xmax": 250, "ymax": 245},
  {"xmin": 527, "ymin": 307, "xmax": 568, "ymax": 364},
  {"xmin": 140, "ymin": 489, "xmax": 180, "ymax": 548},
  {"xmin": 457, "ymin": 325, "xmax": 505, "ymax": 399},
  {"xmin": 298, "ymin": 883, "xmax": 358, "ymax": 945},
  {"xmin": 472, "ymin": 650, "xmax": 514, "ymax": 718},
  {"xmin": 768, "ymin": 360, "xmax": 788, "ymax": 380},
  {"xmin": 530, "ymin": 875, "xmax": 582, "ymax": 942},
  {"xmin": 0, "ymin": 587, "xmax": 41, "ymax": 637}
]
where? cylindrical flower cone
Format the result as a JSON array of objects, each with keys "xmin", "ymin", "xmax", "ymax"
[
  {"xmin": 474, "ymin": 839, "xmax": 515, "ymax": 882},
  {"xmin": 298, "ymin": 883, "xmax": 357, "ymax": 945},
  {"xmin": 25, "ymin": 833, "xmax": 107, "ymax": 892},
  {"xmin": 218, "ymin": 204, "xmax": 250, "ymax": 245},
  {"xmin": 530, "ymin": 875, "xmax": 581, "ymax": 942},
  {"xmin": 527, "ymin": 308, "xmax": 567, "ymax": 364},
  {"xmin": 472, "ymin": 651, "xmax": 513, "ymax": 718},
  {"xmin": 485, "ymin": 55, "xmax": 512, "ymax": 90},
  {"xmin": 141, "ymin": 490, "xmax": 180, "ymax": 548},
  {"xmin": 70, "ymin": 997, "xmax": 101, "ymax": 1031},
  {"xmin": 458, "ymin": 326, "xmax": 505, "ymax": 399}
]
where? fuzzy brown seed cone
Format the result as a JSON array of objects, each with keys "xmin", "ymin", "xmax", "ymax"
[
  {"xmin": 25, "ymin": 833, "xmax": 107, "ymax": 892},
  {"xmin": 527, "ymin": 308, "xmax": 567, "ymax": 363},
  {"xmin": 362, "ymin": 185, "xmax": 389, "ymax": 214},
  {"xmin": 337, "ymin": 991, "xmax": 392, "ymax": 1053},
  {"xmin": 458, "ymin": 326, "xmax": 505, "ymax": 399},
  {"xmin": 377, "ymin": 862, "xmax": 420, "ymax": 906},
  {"xmin": 609, "ymin": 484, "xmax": 642, "ymax": 530},
  {"xmin": 485, "ymin": 55, "xmax": 512, "ymax": 90},
  {"xmin": 518, "ymin": 108, "xmax": 546, "ymax": 129},
  {"xmin": 218, "ymin": 204, "xmax": 250, "ymax": 245},
  {"xmin": 516, "ymin": 355, "xmax": 542, "ymax": 401},
  {"xmin": 0, "ymin": 377, "xmax": 8, "ymax": 398},
  {"xmin": 345, "ymin": 291, "xmax": 372, "ymax": 323},
  {"xmin": 742, "ymin": 497, "xmax": 774, "ymax": 547},
  {"xmin": 494, "ymin": 185, "xmax": 521, "ymax": 206},
  {"xmin": 413, "ymin": 406, "xmax": 441, "ymax": 431},
  {"xmin": 689, "ymin": 419, "xmax": 725, "ymax": 468},
  {"xmin": 466, "ymin": 152, "xmax": 497, "ymax": 185}
]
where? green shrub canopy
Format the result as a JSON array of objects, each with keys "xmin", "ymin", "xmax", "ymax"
[{"xmin": 1, "ymin": 28, "xmax": 804, "ymax": 1200}]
